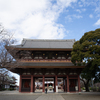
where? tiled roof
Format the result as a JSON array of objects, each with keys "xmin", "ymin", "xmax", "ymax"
[{"xmin": 11, "ymin": 38, "xmax": 75, "ymax": 49}]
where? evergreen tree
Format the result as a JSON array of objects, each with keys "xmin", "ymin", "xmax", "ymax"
[{"xmin": 71, "ymin": 28, "xmax": 100, "ymax": 91}]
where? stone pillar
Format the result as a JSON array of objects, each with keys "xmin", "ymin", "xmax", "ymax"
[
  {"xmin": 67, "ymin": 75, "xmax": 69, "ymax": 92},
  {"xmin": 19, "ymin": 75, "xmax": 22, "ymax": 92},
  {"xmin": 42, "ymin": 75, "xmax": 45, "ymax": 92},
  {"xmin": 78, "ymin": 75, "xmax": 81, "ymax": 92},
  {"xmin": 31, "ymin": 75, "xmax": 33, "ymax": 92},
  {"xmin": 55, "ymin": 75, "xmax": 58, "ymax": 92}
]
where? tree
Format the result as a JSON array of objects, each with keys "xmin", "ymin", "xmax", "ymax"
[
  {"xmin": 0, "ymin": 24, "xmax": 16, "ymax": 68},
  {"xmin": 0, "ymin": 68, "xmax": 10, "ymax": 89},
  {"xmin": 0, "ymin": 24, "xmax": 17, "ymax": 90},
  {"xmin": 0, "ymin": 68, "xmax": 17, "ymax": 90},
  {"xmin": 71, "ymin": 28, "xmax": 100, "ymax": 91},
  {"xmin": 94, "ymin": 70, "xmax": 100, "ymax": 83}
]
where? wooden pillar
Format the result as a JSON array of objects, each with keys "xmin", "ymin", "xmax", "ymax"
[
  {"xmin": 78, "ymin": 75, "xmax": 81, "ymax": 92},
  {"xmin": 55, "ymin": 75, "xmax": 58, "ymax": 92},
  {"xmin": 33, "ymin": 78, "xmax": 35, "ymax": 92},
  {"xmin": 67, "ymin": 75, "xmax": 69, "ymax": 92},
  {"xmin": 65, "ymin": 79, "xmax": 67, "ymax": 92},
  {"xmin": 55, "ymin": 75, "xmax": 58, "ymax": 86},
  {"xmin": 31, "ymin": 75, "xmax": 33, "ymax": 92},
  {"xmin": 63, "ymin": 78, "xmax": 66, "ymax": 92},
  {"xmin": 63, "ymin": 78, "xmax": 64, "ymax": 92},
  {"xmin": 47, "ymin": 83, "xmax": 48, "ymax": 87},
  {"xmin": 54, "ymin": 77, "xmax": 56, "ymax": 92},
  {"xmin": 19, "ymin": 75, "xmax": 22, "ymax": 92},
  {"xmin": 42, "ymin": 75, "xmax": 45, "ymax": 92}
]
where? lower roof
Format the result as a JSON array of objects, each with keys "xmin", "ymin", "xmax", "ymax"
[{"xmin": 9, "ymin": 62, "xmax": 85, "ymax": 68}]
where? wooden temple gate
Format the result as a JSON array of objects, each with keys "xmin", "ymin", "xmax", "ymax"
[{"xmin": 6, "ymin": 39, "xmax": 84, "ymax": 93}]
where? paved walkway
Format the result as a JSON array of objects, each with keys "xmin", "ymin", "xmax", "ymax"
[
  {"xmin": 62, "ymin": 94, "xmax": 100, "ymax": 100},
  {"xmin": 35, "ymin": 94, "xmax": 64, "ymax": 100},
  {"xmin": 1, "ymin": 90, "xmax": 100, "ymax": 95},
  {"xmin": 0, "ymin": 90, "xmax": 100, "ymax": 100}
]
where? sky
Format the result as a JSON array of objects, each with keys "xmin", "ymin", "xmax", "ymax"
[{"xmin": 0, "ymin": 0, "xmax": 100, "ymax": 85}]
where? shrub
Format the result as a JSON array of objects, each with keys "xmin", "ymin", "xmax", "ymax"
[
  {"xmin": 1, "ymin": 88, "xmax": 6, "ymax": 91},
  {"xmin": 89, "ymin": 87, "xmax": 92, "ymax": 90},
  {"xmin": 8, "ymin": 88, "xmax": 14, "ymax": 91},
  {"xmin": 81, "ymin": 87, "xmax": 85, "ymax": 90},
  {"xmin": 92, "ymin": 87, "xmax": 96, "ymax": 92}
]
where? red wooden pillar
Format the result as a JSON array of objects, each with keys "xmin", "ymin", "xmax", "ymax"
[
  {"xmin": 42, "ymin": 75, "xmax": 45, "ymax": 92},
  {"xmin": 19, "ymin": 75, "xmax": 22, "ymax": 92},
  {"xmin": 65, "ymin": 79, "xmax": 67, "ymax": 92},
  {"xmin": 55, "ymin": 75, "xmax": 58, "ymax": 86},
  {"xmin": 33, "ymin": 78, "xmax": 35, "ymax": 92},
  {"xmin": 55, "ymin": 75, "xmax": 58, "ymax": 92},
  {"xmin": 47, "ymin": 83, "xmax": 48, "ymax": 87},
  {"xmin": 31, "ymin": 75, "xmax": 33, "ymax": 92},
  {"xmin": 54, "ymin": 77, "xmax": 56, "ymax": 92},
  {"xmin": 78, "ymin": 75, "xmax": 81, "ymax": 92},
  {"xmin": 67, "ymin": 75, "xmax": 69, "ymax": 92},
  {"xmin": 63, "ymin": 78, "xmax": 64, "ymax": 92}
]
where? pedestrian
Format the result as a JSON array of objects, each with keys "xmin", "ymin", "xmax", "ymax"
[{"xmin": 45, "ymin": 88, "xmax": 47, "ymax": 94}]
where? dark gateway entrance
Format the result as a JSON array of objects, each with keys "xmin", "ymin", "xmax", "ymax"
[{"xmin": 6, "ymin": 39, "xmax": 84, "ymax": 93}]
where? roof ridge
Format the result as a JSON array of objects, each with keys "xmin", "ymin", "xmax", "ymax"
[{"xmin": 22, "ymin": 38, "xmax": 75, "ymax": 42}]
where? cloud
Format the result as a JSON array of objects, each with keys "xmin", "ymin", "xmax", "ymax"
[
  {"xmin": 78, "ymin": 2, "xmax": 83, "ymax": 7},
  {"xmin": 66, "ymin": 14, "xmax": 83, "ymax": 22},
  {"xmin": 76, "ymin": 9, "xmax": 81, "ymax": 13},
  {"xmin": 75, "ymin": 8, "xmax": 86, "ymax": 13},
  {"xmin": 0, "ymin": 0, "xmax": 77, "ymax": 42},
  {"xmin": 82, "ymin": 8, "xmax": 86, "ymax": 12},
  {"xmin": 94, "ymin": 19, "xmax": 100, "ymax": 26},
  {"xmin": 73, "ymin": 15, "xmax": 83, "ymax": 19},
  {"xmin": 89, "ymin": 14, "xmax": 93, "ymax": 18},
  {"xmin": 95, "ymin": 0, "xmax": 100, "ymax": 13}
]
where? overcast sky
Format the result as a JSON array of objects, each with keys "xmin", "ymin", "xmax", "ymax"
[{"xmin": 0, "ymin": 0, "xmax": 100, "ymax": 85}]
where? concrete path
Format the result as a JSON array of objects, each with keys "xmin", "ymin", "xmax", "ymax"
[
  {"xmin": 0, "ymin": 90, "xmax": 100, "ymax": 100},
  {"xmin": 35, "ymin": 94, "xmax": 64, "ymax": 100}
]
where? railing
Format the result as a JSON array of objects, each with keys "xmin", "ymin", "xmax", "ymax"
[{"xmin": 19, "ymin": 59, "xmax": 71, "ymax": 62}]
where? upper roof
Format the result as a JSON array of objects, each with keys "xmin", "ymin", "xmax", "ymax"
[{"xmin": 10, "ymin": 38, "xmax": 75, "ymax": 49}]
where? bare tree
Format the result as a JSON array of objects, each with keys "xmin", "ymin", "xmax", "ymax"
[
  {"xmin": 0, "ymin": 24, "xmax": 17, "ymax": 90},
  {"xmin": 0, "ymin": 68, "xmax": 17, "ymax": 90},
  {"xmin": 0, "ymin": 68, "xmax": 10, "ymax": 89},
  {"xmin": 0, "ymin": 23, "xmax": 17, "ymax": 67}
]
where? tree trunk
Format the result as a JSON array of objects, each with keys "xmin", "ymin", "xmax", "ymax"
[
  {"xmin": 80, "ymin": 78, "xmax": 90, "ymax": 92},
  {"xmin": 84, "ymin": 79, "xmax": 90, "ymax": 92},
  {"xmin": 85, "ymin": 83, "xmax": 89, "ymax": 92}
]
